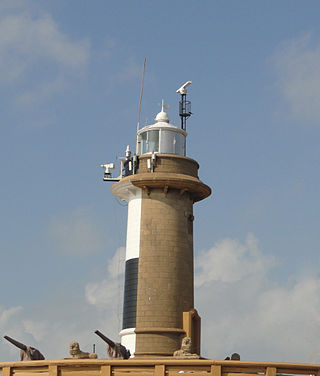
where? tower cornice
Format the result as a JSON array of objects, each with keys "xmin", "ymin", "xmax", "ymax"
[{"xmin": 111, "ymin": 154, "xmax": 211, "ymax": 203}]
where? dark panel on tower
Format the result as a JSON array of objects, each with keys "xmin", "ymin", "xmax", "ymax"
[{"xmin": 122, "ymin": 258, "xmax": 139, "ymax": 329}]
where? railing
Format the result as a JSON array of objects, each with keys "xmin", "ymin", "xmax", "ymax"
[{"xmin": 0, "ymin": 359, "xmax": 320, "ymax": 376}]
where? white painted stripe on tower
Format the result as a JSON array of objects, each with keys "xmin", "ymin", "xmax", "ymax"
[
  {"xmin": 125, "ymin": 190, "xmax": 142, "ymax": 261},
  {"xmin": 120, "ymin": 328, "xmax": 136, "ymax": 357}
]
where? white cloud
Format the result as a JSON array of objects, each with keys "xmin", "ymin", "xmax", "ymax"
[
  {"xmin": 107, "ymin": 246, "xmax": 125, "ymax": 278},
  {"xmin": 196, "ymin": 233, "xmax": 275, "ymax": 286},
  {"xmin": 23, "ymin": 320, "xmax": 49, "ymax": 342},
  {"xmin": 0, "ymin": 302, "xmax": 107, "ymax": 361},
  {"xmin": 195, "ymin": 235, "xmax": 320, "ymax": 363},
  {"xmin": 0, "ymin": 305, "xmax": 30, "ymax": 360},
  {"xmin": 0, "ymin": 0, "xmax": 29, "ymax": 12},
  {"xmin": 16, "ymin": 75, "xmax": 67, "ymax": 106},
  {"xmin": 106, "ymin": 57, "xmax": 142, "ymax": 88},
  {"xmin": 49, "ymin": 207, "xmax": 106, "ymax": 256},
  {"xmin": 0, "ymin": 244, "xmax": 125, "ymax": 361},
  {"xmin": 0, "ymin": 305, "xmax": 22, "ymax": 328},
  {"xmin": 0, "ymin": 6, "xmax": 90, "ymax": 108},
  {"xmin": 86, "ymin": 246, "xmax": 125, "ymax": 306},
  {"xmin": 0, "ymin": 12, "xmax": 89, "ymax": 81},
  {"xmin": 274, "ymin": 33, "xmax": 320, "ymax": 123},
  {"xmin": 2, "ymin": 237, "xmax": 320, "ymax": 363}
]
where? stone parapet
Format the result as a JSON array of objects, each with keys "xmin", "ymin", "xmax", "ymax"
[{"xmin": 137, "ymin": 154, "xmax": 199, "ymax": 177}]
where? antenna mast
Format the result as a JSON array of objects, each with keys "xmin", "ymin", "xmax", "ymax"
[
  {"xmin": 176, "ymin": 81, "xmax": 192, "ymax": 130},
  {"xmin": 137, "ymin": 58, "xmax": 146, "ymax": 132}
]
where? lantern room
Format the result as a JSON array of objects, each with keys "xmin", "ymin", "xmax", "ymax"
[{"xmin": 136, "ymin": 104, "xmax": 187, "ymax": 156}]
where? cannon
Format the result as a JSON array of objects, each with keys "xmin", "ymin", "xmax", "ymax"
[
  {"xmin": 94, "ymin": 330, "xmax": 130, "ymax": 359},
  {"xmin": 4, "ymin": 335, "xmax": 45, "ymax": 361}
]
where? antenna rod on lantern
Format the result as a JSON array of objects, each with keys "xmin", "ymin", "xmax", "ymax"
[
  {"xmin": 176, "ymin": 81, "xmax": 192, "ymax": 130},
  {"xmin": 137, "ymin": 58, "xmax": 146, "ymax": 133}
]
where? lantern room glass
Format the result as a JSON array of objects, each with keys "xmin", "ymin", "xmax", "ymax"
[{"xmin": 137, "ymin": 128, "xmax": 186, "ymax": 156}]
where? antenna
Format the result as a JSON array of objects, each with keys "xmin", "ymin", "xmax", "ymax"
[
  {"xmin": 176, "ymin": 81, "xmax": 192, "ymax": 130},
  {"xmin": 137, "ymin": 58, "xmax": 146, "ymax": 133}
]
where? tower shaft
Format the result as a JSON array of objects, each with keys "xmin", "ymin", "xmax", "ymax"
[
  {"xmin": 111, "ymin": 154, "xmax": 210, "ymax": 357},
  {"xmin": 135, "ymin": 188, "xmax": 194, "ymax": 356}
]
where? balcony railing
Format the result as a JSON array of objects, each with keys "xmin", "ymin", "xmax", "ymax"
[{"xmin": 1, "ymin": 359, "xmax": 320, "ymax": 376}]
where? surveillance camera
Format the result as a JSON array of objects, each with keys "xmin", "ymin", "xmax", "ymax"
[
  {"xmin": 100, "ymin": 163, "xmax": 115, "ymax": 175},
  {"xmin": 176, "ymin": 81, "xmax": 192, "ymax": 95}
]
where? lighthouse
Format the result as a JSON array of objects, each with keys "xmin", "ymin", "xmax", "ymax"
[{"xmin": 104, "ymin": 83, "xmax": 211, "ymax": 358}]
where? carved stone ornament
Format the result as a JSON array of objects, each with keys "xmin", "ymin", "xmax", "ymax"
[
  {"xmin": 173, "ymin": 336, "xmax": 200, "ymax": 358},
  {"xmin": 69, "ymin": 341, "xmax": 98, "ymax": 359}
]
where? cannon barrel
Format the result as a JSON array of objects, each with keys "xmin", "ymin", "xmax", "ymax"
[
  {"xmin": 4, "ymin": 336, "xmax": 27, "ymax": 351},
  {"xmin": 94, "ymin": 330, "xmax": 116, "ymax": 348}
]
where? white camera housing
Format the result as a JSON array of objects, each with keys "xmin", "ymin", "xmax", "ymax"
[{"xmin": 176, "ymin": 81, "xmax": 192, "ymax": 95}]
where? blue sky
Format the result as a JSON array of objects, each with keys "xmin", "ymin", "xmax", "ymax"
[{"xmin": 1, "ymin": 0, "xmax": 320, "ymax": 363}]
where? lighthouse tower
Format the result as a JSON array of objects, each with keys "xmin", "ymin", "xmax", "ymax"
[{"xmin": 108, "ymin": 86, "xmax": 211, "ymax": 358}]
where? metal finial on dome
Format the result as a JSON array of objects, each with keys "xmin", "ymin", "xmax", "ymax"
[
  {"xmin": 155, "ymin": 99, "xmax": 170, "ymax": 123},
  {"xmin": 160, "ymin": 99, "xmax": 169, "ymax": 112}
]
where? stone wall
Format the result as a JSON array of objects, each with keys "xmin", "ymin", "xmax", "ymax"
[{"xmin": 135, "ymin": 189, "xmax": 194, "ymax": 356}]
